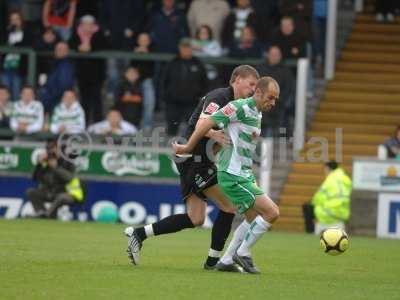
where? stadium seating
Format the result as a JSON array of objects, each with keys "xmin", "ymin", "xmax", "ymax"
[{"xmin": 274, "ymin": 14, "xmax": 400, "ymax": 232}]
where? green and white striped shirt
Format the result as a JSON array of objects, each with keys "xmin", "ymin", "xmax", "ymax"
[
  {"xmin": 50, "ymin": 101, "xmax": 85, "ymax": 134},
  {"xmin": 10, "ymin": 100, "xmax": 44, "ymax": 134},
  {"xmin": 211, "ymin": 97, "xmax": 261, "ymax": 179}
]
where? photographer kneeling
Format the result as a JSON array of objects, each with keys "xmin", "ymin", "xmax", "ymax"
[{"xmin": 26, "ymin": 139, "xmax": 83, "ymax": 219}]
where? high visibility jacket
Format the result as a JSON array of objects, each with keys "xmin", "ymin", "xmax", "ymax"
[
  {"xmin": 65, "ymin": 177, "xmax": 84, "ymax": 202},
  {"xmin": 312, "ymin": 168, "xmax": 352, "ymax": 224}
]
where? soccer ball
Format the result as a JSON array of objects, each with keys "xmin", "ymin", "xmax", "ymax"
[{"xmin": 320, "ymin": 227, "xmax": 349, "ymax": 256}]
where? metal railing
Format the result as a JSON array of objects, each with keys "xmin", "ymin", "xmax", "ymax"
[
  {"xmin": 0, "ymin": 47, "xmax": 36, "ymax": 86},
  {"xmin": 325, "ymin": 0, "xmax": 338, "ymax": 80},
  {"xmin": 0, "ymin": 46, "xmax": 297, "ymax": 86},
  {"xmin": 0, "ymin": 46, "xmax": 309, "ymax": 151}
]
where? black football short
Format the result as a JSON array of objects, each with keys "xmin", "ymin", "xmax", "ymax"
[{"xmin": 175, "ymin": 160, "xmax": 218, "ymax": 201}]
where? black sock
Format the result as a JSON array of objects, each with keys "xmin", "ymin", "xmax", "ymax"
[
  {"xmin": 136, "ymin": 214, "xmax": 195, "ymax": 242},
  {"xmin": 206, "ymin": 211, "xmax": 235, "ymax": 266}
]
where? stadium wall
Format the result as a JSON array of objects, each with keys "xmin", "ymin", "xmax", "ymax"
[{"xmin": 0, "ymin": 175, "xmax": 219, "ymax": 226}]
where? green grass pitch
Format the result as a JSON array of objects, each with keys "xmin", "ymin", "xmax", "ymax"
[{"xmin": 1, "ymin": 219, "xmax": 400, "ymax": 300}]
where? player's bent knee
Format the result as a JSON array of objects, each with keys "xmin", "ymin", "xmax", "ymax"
[
  {"xmin": 260, "ymin": 204, "xmax": 280, "ymax": 224},
  {"xmin": 190, "ymin": 215, "xmax": 205, "ymax": 227},
  {"xmin": 187, "ymin": 211, "xmax": 205, "ymax": 227},
  {"xmin": 268, "ymin": 205, "xmax": 280, "ymax": 223}
]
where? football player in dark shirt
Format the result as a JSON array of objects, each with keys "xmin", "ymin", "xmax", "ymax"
[{"xmin": 125, "ymin": 65, "xmax": 259, "ymax": 271}]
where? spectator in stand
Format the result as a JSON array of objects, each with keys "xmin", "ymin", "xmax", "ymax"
[
  {"xmin": 42, "ymin": 0, "xmax": 77, "ymax": 41},
  {"xmin": 99, "ymin": 0, "xmax": 146, "ymax": 105},
  {"xmin": 229, "ymin": 25, "xmax": 262, "ymax": 58},
  {"xmin": 1, "ymin": 10, "xmax": 32, "ymax": 101},
  {"xmin": 313, "ymin": 0, "xmax": 327, "ymax": 67},
  {"xmin": 187, "ymin": 0, "xmax": 230, "ymax": 43},
  {"xmin": 114, "ymin": 66, "xmax": 143, "ymax": 128},
  {"xmin": 133, "ymin": 33, "xmax": 156, "ymax": 130},
  {"xmin": 270, "ymin": 16, "xmax": 307, "ymax": 60},
  {"xmin": 36, "ymin": 25, "xmax": 60, "ymax": 52},
  {"xmin": 50, "ymin": 89, "xmax": 85, "ymax": 134},
  {"xmin": 192, "ymin": 25, "xmax": 223, "ymax": 87},
  {"xmin": 10, "ymin": 86, "xmax": 44, "ymax": 134},
  {"xmin": 38, "ymin": 42, "xmax": 75, "ymax": 114},
  {"xmin": 257, "ymin": 46, "xmax": 295, "ymax": 136},
  {"xmin": 376, "ymin": 0, "xmax": 396, "ymax": 22},
  {"xmin": 279, "ymin": 0, "xmax": 313, "ymax": 41},
  {"xmin": 0, "ymin": 85, "xmax": 12, "ymax": 129},
  {"xmin": 148, "ymin": 0, "xmax": 189, "ymax": 53},
  {"xmin": 35, "ymin": 27, "xmax": 61, "ymax": 77},
  {"xmin": 69, "ymin": 15, "xmax": 108, "ymax": 123},
  {"xmin": 88, "ymin": 109, "xmax": 137, "ymax": 136},
  {"xmin": 191, "ymin": 25, "xmax": 223, "ymax": 57},
  {"xmin": 221, "ymin": 0, "xmax": 258, "ymax": 49},
  {"xmin": 162, "ymin": 38, "xmax": 208, "ymax": 136},
  {"xmin": 134, "ymin": 33, "xmax": 153, "ymax": 54},
  {"xmin": 250, "ymin": 0, "xmax": 280, "ymax": 43},
  {"xmin": 383, "ymin": 126, "xmax": 400, "ymax": 159},
  {"xmin": 99, "ymin": 0, "xmax": 145, "ymax": 50},
  {"xmin": 191, "ymin": 25, "xmax": 223, "ymax": 83}
]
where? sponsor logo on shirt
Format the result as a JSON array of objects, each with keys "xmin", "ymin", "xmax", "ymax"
[
  {"xmin": 222, "ymin": 103, "xmax": 236, "ymax": 116},
  {"xmin": 204, "ymin": 102, "xmax": 220, "ymax": 114}
]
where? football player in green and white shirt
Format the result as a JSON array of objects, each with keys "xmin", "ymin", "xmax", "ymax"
[
  {"xmin": 50, "ymin": 89, "xmax": 85, "ymax": 134},
  {"xmin": 10, "ymin": 86, "xmax": 44, "ymax": 134},
  {"xmin": 174, "ymin": 77, "xmax": 280, "ymax": 274}
]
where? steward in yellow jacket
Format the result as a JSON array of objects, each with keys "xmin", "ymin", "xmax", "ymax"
[{"xmin": 312, "ymin": 162, "xmax": 352, "ymax": 226}]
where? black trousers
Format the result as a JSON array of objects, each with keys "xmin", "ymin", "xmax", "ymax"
[
  {"xmin": 302, "ymin": 203, "xmax": 315, "ymax": 233},
  {"xmin": 376, "ymin": 0, "xmax": 396, "ymax": 14},
  {"xmin": 78, "ymin": 81, "xmax": 104, "ymax": 124},
  {"xmin": 27, "ymin": 188, "xmax": 75, "ymax": 218},
  {"xmin": 27, "ymin": 187, "xmax": 52, "ymax": 213}
]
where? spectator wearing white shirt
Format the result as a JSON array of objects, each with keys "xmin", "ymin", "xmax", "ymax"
[
  {"xmin": 50, "ymin": 89, "xmax": 85, "ymax": 134},
  {"xmin": 10, "ymin": 86, "xmax": 44, "ymax": 134},
  {"xmin": 88, "ymin": 109, "xmax": 137, "ymax": 136}
]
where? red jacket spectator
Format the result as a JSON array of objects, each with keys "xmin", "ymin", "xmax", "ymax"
[{"xmin": 42, "ymin": 0, "xmax": 77, "ymax": 41}]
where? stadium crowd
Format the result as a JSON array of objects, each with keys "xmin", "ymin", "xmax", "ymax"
[{"xmin": 0, "ymin": 0, "xmax": 327, "ymax": 139}]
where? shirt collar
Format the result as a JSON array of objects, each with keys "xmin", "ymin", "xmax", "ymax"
[{"xmin": 248, "ymin": 97, "xmax": 259, "ymax": 113}]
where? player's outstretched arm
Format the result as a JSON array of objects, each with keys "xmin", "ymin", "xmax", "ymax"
[{"xmin": 173, "ymin": 117, "xmax": 216, "ymax": 155}]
